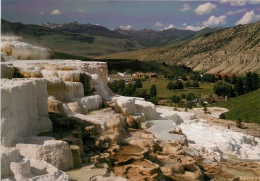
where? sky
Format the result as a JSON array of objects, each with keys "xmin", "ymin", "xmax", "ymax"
[{"xmin": 1, "ymin": 0, "xmax": 260, "ymax": 31}]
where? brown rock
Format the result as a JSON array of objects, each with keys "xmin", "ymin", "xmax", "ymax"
[
  {"xmin": 70, "ymin": 145, "xmax": 82, "ymax": 168},
  {"xmin": 48, "ymin": 100, "xmax": 64, "ymax": 113}
]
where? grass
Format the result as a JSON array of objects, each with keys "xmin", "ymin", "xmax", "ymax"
[
  {"xmin": 53, "ymin": 52, "xmax": 91, "ymax": 60},
  {"xmin": 142, "ymin": 81, "xmax": 215, "ymax": 99},
  {"xmin": 214, "ymin": 89, "xmax": 260, "ymax": 123}
]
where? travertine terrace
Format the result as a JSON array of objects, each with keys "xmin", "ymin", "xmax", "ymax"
[{"xmin": 1, "ymin": 37, "xmax": 260, "ymax": 180}]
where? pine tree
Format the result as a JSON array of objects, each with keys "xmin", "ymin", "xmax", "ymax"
[
  {"xmin": 170, "ymin": 95, "xmax": 181, "ymax": 108},
  {"xmin": 245, "ymin": 72, "xmax": 253, "ymax": 93},
  {"xmin": 235, "ymin": 77, "xmax": 244, "ymax": 96},
  {"xmin": 134, "ymin": 79, "xmax": 142, "ymax": 88},
  {"xmin": 252, "ymin": 73, "xmax": 259, "ymax": 91},
  {"xmin": 230, "ymin": 74, "xmax": 237, "ymax": 84},
  {"xmin": 149, "ymin": 84, "xmax": 157, "ymax": 98},
  {"xmin": 167, "ymin": 81, "xmax": 174, "ymax": 90}
]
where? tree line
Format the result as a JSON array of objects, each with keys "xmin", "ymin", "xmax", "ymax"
[
  {"xmin": 108, "ymin": 79, "xmax": 157, "ymax": 103},
  {"xmin": 213, "ymin": 72, "xmax": 259, "ymax": 97}
]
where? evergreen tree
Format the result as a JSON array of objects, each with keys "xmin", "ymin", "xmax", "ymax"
[
  {"xmin": 192, "ymin": 81, "xmax": 199, "ymax": 88},
  {"xmin": 108, "ymin": 81, "xmax": 116, "ymax": 93},
  {"xmin": 170, "ymin": 95, "xmax": 181, "ymax": 108},
  {"xmin": 194, "ymin": 72, "xmax": 201, "ymax": 81},
  {"xmin": 227, "ymin": 86, "xmax": 235, "ymax": 97},
  {"xmin": 213, "ymin": 80, "xmax": 231, "ymax": 97},
  {"xmin": 167, "ymin": 81, "xmax": 174, "ymax": 90},
  {"xmin": 125, "ymin": 69, "xmax": 132, "ymax": 74},
  {"xmin": 235, "ymin": 77, "xmax": 244, "ymax": 96},
  {"xmin": 134, "ymin": 89, "xmax": 150, "ymax": 100},
  {"xmin": 185, "ymin": 80, "xmax": 191, "ymax": 87},
  {"xmin": 230, "ymin": 74, "xmax": 237, "ymax": 84},
  {"xmin": 186, "ymin": 93, "xmax": 196, "ymax": 101},
  {"xmin": 175, "ymin": 80, "xmax": 184, "ymax": 90},
  {"xmin": 245, "ymin": 72, "xmax": 253, "ymax": 93},
  {"xmin": 252, "ymin": 73, "xmax": 259, "ymax": 91},
  {"xmin": 122, "ymin": 83, "xmax": 136, "ymax": 96},
  {"xmin": 150, "ymin": 84, "xmax": 157, "ymax": 98},
  {"xmin": 210, "ymin": 74, "xmax": 216, "ymax": 83},
  {"xmin": 117, "ymin": 80, "xmax": 126, "ymax": 94},
  {"xmin": 110, "ymin": 69, "xmax": 118, "ymax": 74},
  {"xmin": 134, "ymin": 79, "xmax": 142, "ymax": 88},
  {"xmin": 236, "ymin": 117, "xmax": 242, "ymax": 128},
  {"xmin": 223, "ymin": 75, "xmax": 230, "ymax": 83},
  {"xmin": 182, "ymin": 74, "xmax": 187, "ymax": 81},
  {"xmin": 216, "ymin": 74, "xmax": 222, "ymax": 81}
]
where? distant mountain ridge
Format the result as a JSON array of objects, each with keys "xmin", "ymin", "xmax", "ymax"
[
  {"xmin": 41, "ymin": 21, "xmax": 222, "ymax": 47},
  {"xmin": 1, "ymin": 19, "xmax": 224, "ymax": 58},
  {"xmin": 97, "ymin": 22, "xmax": 260, "ymax": 75},
  {"xmin": 43, "ymin": 21, "xmax": 123, "ymax": 39}
]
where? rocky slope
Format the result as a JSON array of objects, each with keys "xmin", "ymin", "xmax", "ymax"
[{"xmin": 97, "ymin": 22, "xmax": 260, "ymax": 75}]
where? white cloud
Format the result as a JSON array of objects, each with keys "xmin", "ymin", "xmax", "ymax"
[
  {"xmin": 226, "ymin": 9, "xmax": 247, "ymax": 15},
  {"xmin": 195, "ymin": 3, "xmax": 217, "ymax": 15},
  {"xmin": 119, "ymin": 25, "xmax": 133, "ymax": 30},
  {"xmin": 203, "ymin": 15, "xmax": 227, "ymax": 27},
  {"xmin": 179, "ymin": 4, "xmax": 191, "ymax": 11},
  {"xmin": 51, "ymin": 9, "xmax": 62, "ymax": 15},
  {"xmin": 183, "ymin": 23, "xmax": 187, "ymax": 26},
  {"xmin": 164, "ymin": 24, "xmax": 175, "ymax": 30},
  {"xmin": 236, "ymin": 10, "xmax": 260, "ymax": 25},
  {"xmin": 219, "ymin": 0, "xmax": 229, "ymax": 3},
  {"xmin": 155, "ymin": 22, "xmax": 164, "ymax": 27},
  {"xmin": 184, "ymin": 25, "xmax": 204, "ymax": 31},
  {"xmin": 39, "ymin": 11, "xmax": 44, "ymax": 15},
  {"xmin": 78, "ymin": 9, "xmax": 85, "ymax": 13}
]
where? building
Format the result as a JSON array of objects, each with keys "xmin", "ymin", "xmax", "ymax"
[
  {"xmin": 146, "ymin": 72, "xmax": 157, "ymax": 79},
  {"xmin": 108, "ymin": 73, "xmax": 134, "ymax": 82},
  {"xmin": 133, "ymin": 72, "xmax": 146, "ymax": 79}
]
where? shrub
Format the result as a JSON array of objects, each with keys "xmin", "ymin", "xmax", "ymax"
[
  {"xmin": 219, "ymin": 113, "xmax": 226, "ymax": 119},
  {"xmin": 236, "ymin": 117, "xmax": 242, "ymax": 128},
  {"xmin": 149, "ymin": 97, "xmax": 158, "ymax": 105}
]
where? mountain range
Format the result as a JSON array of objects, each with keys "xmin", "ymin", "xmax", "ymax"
[
  {"xmin": 1, "ymin": 19, "xmax": 259, "ymax": 74},
  {"xmin": 42, "ymin": 21, "xmax": 221, "ymax": 47},
  {"xmin": 97, "ymin": 22, "xmax": 260, "ymax": 75}
]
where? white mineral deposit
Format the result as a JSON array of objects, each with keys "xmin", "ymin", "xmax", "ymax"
[{"xmin": 1, "ymin": 37, "xmax": 260, "ymax": 180}]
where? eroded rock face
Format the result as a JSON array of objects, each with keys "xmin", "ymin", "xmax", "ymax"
[
  {"xmin": 111, "ymin": 96, "xmax": 137, "ymax": 115},
  {"xmin": 72, "ymin": 95, "xmax": 103, "ymax": 112},
  {"xmin": 135, "ymin": 100, "xmax": 157, "ymax": 120},
  {"xmin": 1, "ymin": 78, "xmax": 52, "ymax": 146},
  {"xmin": 1, "ymin": 147, "xmax": 20, "ymax": 178},
  {"xmin": 16, "ymin": 136, "xmax": 74, "ymax": 171},
  {"xmin": 47, "ymin": 78, "xmax": 84, "ymax": 102},
  {"xmin": 0, "ymin": 63, "xmax": 14, "ymax": 79},
  {"xmin": 1, "ymin": 146, "xmax": 71, "ymax": 181},
  {"xmin": 110, "ymin": 96, "xmax": 158, "ymax": 122}
]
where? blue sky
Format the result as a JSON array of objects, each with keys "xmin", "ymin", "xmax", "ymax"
[{"xmin": 2, "ymin": 0, "xmax": 260, "ymax": 31}]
